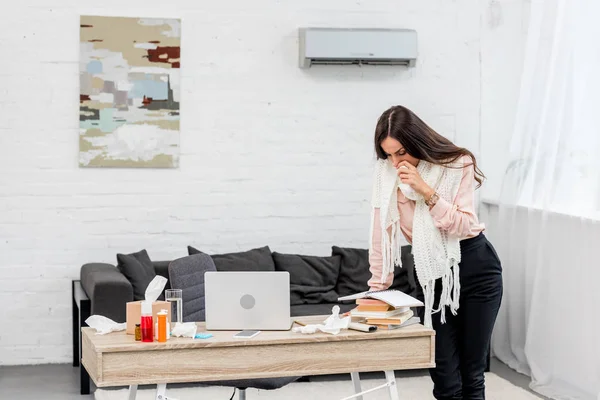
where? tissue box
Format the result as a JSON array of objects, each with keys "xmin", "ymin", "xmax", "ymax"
[{"xmin": 126, "ymin": 301, "xmax": 172, "ymax": 335}]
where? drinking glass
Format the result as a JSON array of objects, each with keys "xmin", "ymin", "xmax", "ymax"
[{"xmin": 165, "ymin": 289, "xmax": 183, "ymax": 324}]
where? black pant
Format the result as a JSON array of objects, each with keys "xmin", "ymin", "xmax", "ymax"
[{"xmin": 414, "ymin": 232, "xmax": 503, "ymax": 400}]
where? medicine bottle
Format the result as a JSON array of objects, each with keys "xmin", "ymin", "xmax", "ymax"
[{"xmin": 140, "ymin": 301, "xmax": 153, "ymax": 342}]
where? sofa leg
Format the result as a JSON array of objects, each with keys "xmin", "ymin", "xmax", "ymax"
[
  {"xmin": 79, "ymin": 296, "xmax": 91, "ymax": 395},
  {"xmin": 72, "ymin": 281, "xmax": 79, "ymax": 367},
  {"xmin": 80, "ymin": 364, "xmax": 91, "ymax": 395}
]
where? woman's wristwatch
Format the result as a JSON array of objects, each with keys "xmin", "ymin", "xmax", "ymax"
[{"xmin": 425, "ymin": 191, "xmax": 440, "ymax": 207}]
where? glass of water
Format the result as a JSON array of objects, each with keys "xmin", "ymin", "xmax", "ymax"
[{"xmin": 165, "ymin": 289, "xmax": 183, "ymax": 324}]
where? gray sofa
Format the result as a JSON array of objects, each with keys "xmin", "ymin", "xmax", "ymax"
[{"xmin": 72, "ymin": 244, "xmax": 416, "ymax": 394}]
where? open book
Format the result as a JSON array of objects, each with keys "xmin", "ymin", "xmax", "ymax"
[{"xmin": 338, "ymin": 289, "xmax": 424, "ymax": 309}]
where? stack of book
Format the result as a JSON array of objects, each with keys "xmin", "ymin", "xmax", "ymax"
[
  {"xmin": 338, "ymin": 289, "xmax": 424, "ymax": 331},
  {"xmin": 350, "ymin": 298, "xmax": 418, "ymax": 330}
]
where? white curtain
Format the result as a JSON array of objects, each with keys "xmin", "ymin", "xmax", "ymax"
[{"xmin": 484, "ymin": 0, "xmax": 600, "ymax": 399}]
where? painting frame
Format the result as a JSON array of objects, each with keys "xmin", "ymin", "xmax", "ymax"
[{"xmin": 79, "ymin": 15, "xmax": 181, "ymax": 168}]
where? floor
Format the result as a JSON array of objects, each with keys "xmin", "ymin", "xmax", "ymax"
[{"xmin": 0, "ymin": 358, "xmax": 548, "ymax": 399}]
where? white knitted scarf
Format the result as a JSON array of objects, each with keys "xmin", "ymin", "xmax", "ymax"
[{"xmin": 369, "ymin": 159, "xmax": 463, "ymax": 328}]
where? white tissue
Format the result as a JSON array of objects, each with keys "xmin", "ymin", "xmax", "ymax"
[
  {"xmin": 145, "ymin": 275, "xmax": 168, "ymax": 303},
  {"xmin": 171, "ymin": 322, "xmax": 198, "ymax": 338},
  {"xmin": 397, "ymin": 166, "xmax": 420, "ymax": 200},
  {"xmin": 85, "ymin": 315, "xmax": 127, "ymax": 335},
  {"xmin": 292, "ymin": 305, "xmax": 351, "ymax": 335}
]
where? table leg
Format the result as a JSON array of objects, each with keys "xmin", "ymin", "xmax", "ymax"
[
  {"xmin": 128, "ymin": 385, "xmax": 138, "ymax": 400},
  {"xmin": 384, "ymin": 371, "xmax": 399, "ymax": 400},
  {"xmin": 155, "ymin": 383, "xmax": 180, "ymax": 400},
  {"xmin": 350, "ymin": 372, "xmax": 363, "ymax": 400},
  {"xmin": 340, "ymin": 371, "xmax": 397, "ymax": 400},
  {"xmin": 128, "ymin": 383, "xmax": 178, "ymax": 400},
  {"xmin": 155, "ymin": 384, "xmax": 167, "ymax": 400}
]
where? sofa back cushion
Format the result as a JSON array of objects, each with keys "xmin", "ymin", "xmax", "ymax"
[
  {"xmin": 331, "ymin": 246, "xmax": 371, "ymax": 297},
  {"xmin": 272, "ymin": 252, "xmax": 341, "ymax": 306},
  {"xmin": 332, "ymin": 245, "xmax": 417, "ymax": 298},
  {"xmin": 116, "ymin": 249, "xmax": 157, "ymax": 301},
  {"xmin": 187, "ymin": 245, "xmax": 275, "ymax": 272}
]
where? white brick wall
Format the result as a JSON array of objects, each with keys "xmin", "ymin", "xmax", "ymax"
[{"xmin": 0, "ymin": 0, "xmax": 524, "ymax": 365}]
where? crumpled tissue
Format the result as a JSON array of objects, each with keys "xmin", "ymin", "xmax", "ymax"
[
  {"xmin": 292, "ymin": 305, "xmax": 351, "ymax": 335},
  {"xmin": 85, "ymin": 315, "xmax": 127, "ymax": 335},
  {"xmin": 170, "ymin": 322, "xmax": 198, "ymax": 338}
]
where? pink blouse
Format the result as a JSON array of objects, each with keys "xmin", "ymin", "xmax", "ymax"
[{"xmin": 368, "ymin": 156, "xmax": 485, "ymax": 291}]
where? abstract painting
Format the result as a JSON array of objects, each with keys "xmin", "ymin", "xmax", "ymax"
[{"xmin": 79, "ymin": 16, "xmax": 180, "ymax": 168}]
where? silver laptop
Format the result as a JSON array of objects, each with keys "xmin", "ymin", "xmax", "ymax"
[{"xmin": 204, "ymin": 271, "xmax": 292, "ymax": 331}]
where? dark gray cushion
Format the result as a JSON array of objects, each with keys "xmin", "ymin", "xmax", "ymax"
[
  {"xmin": 290, "ymin": 302, "xmax": 356, "ymax": 317},
  {"xmin": 272, "ymin": 252, "xmax": 341, "ymax": 306},
  {"xmin": 116, "ymin": 249, "xmax": 156, "ymax": 301},
  {"xmin": 331, "ymin": 246, "xmax": 371, "ymax": 297},
  {"xmin": 168, "ymin": 254, "xmax": 217, "ymax": 322},
  {"xmin": 332, "ymin": 245, "xmax": 417, "ymax": 297},
  {"xmin": 187, "ymin": 245, "xmax": 275, "ymax": 272}
]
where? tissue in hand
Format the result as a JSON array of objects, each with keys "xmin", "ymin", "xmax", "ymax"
[
  {"xmin": 397, "ymin": 165, "xmax": 419, "ymax": 200},
  {"xmin": 125, "ymin": 275, "xmax": 172, "ymax": 335}
]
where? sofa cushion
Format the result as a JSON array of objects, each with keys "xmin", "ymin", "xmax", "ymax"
[
  {"xmin": 290, "ymin": 302, "xmax": 356, "ymax": 317},
  {"xmin": 332, "ymin": 245, "xmax": 417, "ymax": 297},
  {"xmin": 116, "ymin": 249, "xmax": 157, "ymax": 301},
  {"xmin": 187, "ymin": 245, "xmax": 275, "ymax": 272},
  {"xmin": 331, "ymin": 246, "xmax": 371, "ymax": 297},
  {"xmin": 272, "ymin": 252, "xmax": 341, "ymax": 306}
]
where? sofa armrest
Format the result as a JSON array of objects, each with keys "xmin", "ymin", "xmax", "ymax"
[{"xmin": 80, "ymin": 263, "xmax": 133, "ymax": 323}]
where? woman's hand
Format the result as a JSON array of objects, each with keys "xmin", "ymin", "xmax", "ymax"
[{"xmin": 397, "ymin": 161, "xmax": 435, "ymax": 199}]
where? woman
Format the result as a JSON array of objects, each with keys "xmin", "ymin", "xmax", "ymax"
[{"xmin": 367, "ymin": 105, "xmax": 503, "ymax": 400}]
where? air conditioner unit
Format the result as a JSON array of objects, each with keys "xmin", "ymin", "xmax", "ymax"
[{"xmin": 298, "ymin": 27, "xmax": 417, "ymax": 69}]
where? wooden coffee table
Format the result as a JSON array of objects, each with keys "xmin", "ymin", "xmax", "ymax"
[{"xmin": 81, "ymin": 315, "xmax": 435, "ymax": 400}]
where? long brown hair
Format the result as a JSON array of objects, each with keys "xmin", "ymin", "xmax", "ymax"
[{"xmin": 374, "ymin": 105, "xmax": 485, "ymax": 188}]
